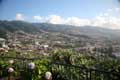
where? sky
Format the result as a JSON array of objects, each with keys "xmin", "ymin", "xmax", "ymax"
[{"xmin": 0, "ymin": 0, "xmax": 120, "ymax": 29}]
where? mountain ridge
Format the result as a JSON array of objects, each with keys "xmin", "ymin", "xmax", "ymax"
[{"xmin": 0, "ymin": 20, "xmax": 120, "ymax": 43}]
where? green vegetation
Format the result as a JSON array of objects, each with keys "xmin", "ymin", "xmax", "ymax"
[{"xmin": 0, "ymin": 49, "xmax": 120, "ymax": 80}]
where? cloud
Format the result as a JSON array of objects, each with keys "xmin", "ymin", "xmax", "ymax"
[
  {"xmin": 32, "ymin": 14, "xmax": 120, "ymax": 29},
  {"xmin": 65, "ymin": 17, "xmax": 91, "ymax": 26},
  {"xmin": 106, "ymin": 7, "xmax": 120, "ymax": 14},
  {"xmin": 115, "ymin": 7, "xmax": 120, "ymax": 12},
  {"xmin": 16, "ymin": 13, "xmax": 24, "ymax": 20},
  {"xmin": 32, "ymin": 7, "xmax": 120, "ymax": 29},
  {"xmin": 107, "ymin": 9, "xmax": 112, "ymax": 12},
  {"xmin": 33, "ymin": 15, "xmax": 91, "ymax": 26},
  {"xmin": 46, "ymin": 15, "xmax": 63, "ymax": 24},
  {"xmin": 93, "ymin": 16, "xmax": 106, "ymax": 27},
  {"xmin": 33, "ymin": 16, "xmax": 43, "ymax": 22},
  {"xmin": 92, "ymin": 7, "xmax": 120, "ymax": 29},
  {"xmin": 33, "ymin": 15, "xmax": 63, "ymax": 24},
  {"xmin": 91, "ymin": 15, "xmax": 120, "ymax": 29}
]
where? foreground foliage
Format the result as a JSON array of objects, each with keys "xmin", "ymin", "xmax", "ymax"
[{"xmin": 0, "ymin": 49, "xmax": 120, "ymax": 80}]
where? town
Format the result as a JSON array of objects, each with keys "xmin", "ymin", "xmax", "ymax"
[{"xmin": 0, "ymin": 30, "xmax": 120, "ymax": 59}]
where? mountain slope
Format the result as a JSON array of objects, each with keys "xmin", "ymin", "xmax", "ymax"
[
  {"xmin": 33, "ymin": 23, "xmax": 120, "ymax": 40},
  {"xmin": 0, "ymin": 20, "xmax": 120, "ymax": 43}
]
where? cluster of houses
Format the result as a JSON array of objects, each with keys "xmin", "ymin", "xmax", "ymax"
[
  {"xmin": 74, "ymin": 44, "xmax": 120, "ymax": 58},
  {"xmin": 0, "ymin": 36, "xmax": 51, "ymax": 56},
  {"xmin": 1, "ymin": 31, "xmax": 120, "ymax": 58}
]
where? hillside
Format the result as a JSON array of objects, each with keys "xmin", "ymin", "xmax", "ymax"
[{"xmin": 0, "ymin": 20, "xmax": 120, "ymax": 46}]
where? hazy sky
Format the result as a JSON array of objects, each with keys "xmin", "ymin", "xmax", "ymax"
[{"xmin": 0, "ymin": 0, "xmax": 120, "ymax": 29}]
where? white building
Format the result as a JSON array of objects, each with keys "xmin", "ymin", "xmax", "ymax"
[{"xmin": 0, "ymin": 38, "xmax": 6, "ymax": 47}]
